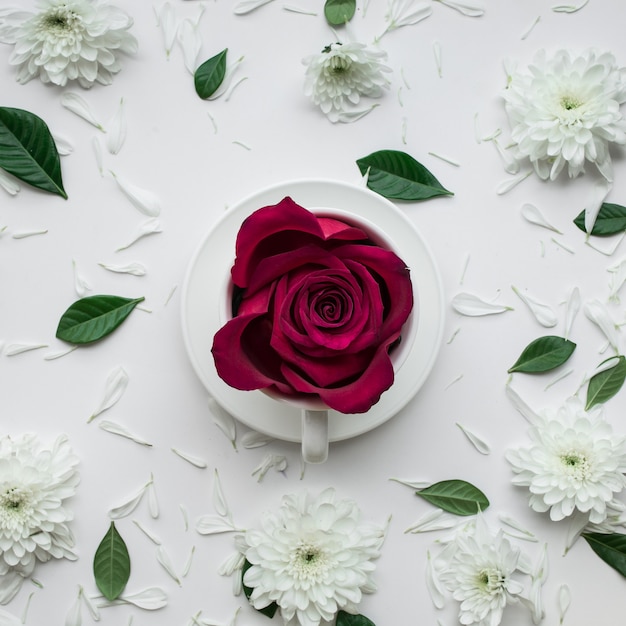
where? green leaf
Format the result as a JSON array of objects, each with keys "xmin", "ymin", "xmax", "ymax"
[
  {"xmin": 324, "ymin": 0, "xmax": 356, "ymax": 24},
  {"xmin": 242, "ymin": 560, "xmax": 278, "ymax": 618},
  {"xmin": 416, "ymin": 479, "xmax": 489, "ymax": 516},
  {"xmin": 574, "ymin": 203, "xmax": 626, "ymax": 236},
  {"xmin": 194, "ymin": 49, "xmax": 228, "ymax": 99},
  {"xmin": 583, "ymin": 532, "xmax": 626, "ymax": 577},
  {"xmin": 56, "ymin": 295, "xmax": 145, "ymax": 344},
  {"xmin": 93, "ymin": 522, "xmax": 131, "ymax": 601},
  {"xmin": 586, "ymin": 356, "xmax": 626, "ymax": 410},
  {"xmin": 336, "ymin": 612, "xmax": 376, "ymax": 626},
  {"xmin": 356, "ymin": 149, "xmax": 453, "ymax": 201},
  {"xmin": 508, "ymin": 335, "xmax": 576, "ymax": 373},
  {"xmin": 0, "ymin": 106, "xmax": 66, "ymax": 198}
]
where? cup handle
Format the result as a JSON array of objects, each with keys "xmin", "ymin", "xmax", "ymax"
[{"xmin": 302, "ymin": 409, "xmax": 328, "ymax": 464}]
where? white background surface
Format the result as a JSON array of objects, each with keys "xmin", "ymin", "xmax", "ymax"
[{"xmin": 3, "ymin": 1, "xmax": 626, "ymax": 624}]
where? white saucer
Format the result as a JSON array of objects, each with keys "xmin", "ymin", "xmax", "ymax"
[{"xmin": 181, "ymin": 179, "xmax": 445, "ymax": 443}]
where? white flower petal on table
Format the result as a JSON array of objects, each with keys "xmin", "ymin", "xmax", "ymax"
[
  {"xmin": 384, "ymin": 0, "xmax": 432, "ymax": 31},
  {"xmin": 511, "ymin": 285, "xmax": 558, "ymax": 327},
  {"xmin": 156, "ymin": 2, "xmax": 177, "ymax": 58},
  {"xmin": 564, "ymin": 286, "xmax": 580, "ymax": 340},
  {"xmin": 404, "ymin": 509, "xmax": 459, "ymax": 533},
  {"xmin": 108, "ymin": 476, "xmax": 151, "ymax": 519},
  {"xmin": 12, "ymin": 229, "xmax": 47, "ymax": 239},
  {"xmin": 521, "ymin": 203, "xmax": 562, "ymax": 234},
  {"xmin": 496, "ymin": 171, "xmax": 532, "ymax": 194},
  {"xmin": 0, "ymin": 169, "xmax": 20, "ymax": 195},
  {"xmin": 584, "ymin": 299, "xmax": 621, "ymax": 352},
  {"xmin": 4, "ymin": 343, "xmax": 47, "ymax": 356},
  {"xmin": 499, "ymin": 514, "xmax": 538, "ymax": 542},
  {"xmin": 608, "ymin": 259, "xmax": 626, "ymax": 302},
  {"xmin": 251, "ymin": 453, "xmax": 288, "ymax": 482},
  {"xmin": 532, "ymin": 542, "xmax": 549, "ymax": 583},
  {"xmin": 177, "ymin": 15, "xmax": 203, "ymax": 74},
  {"xmin": 51, "ymin": 132, "xmax": 73, "ymax": 156},
  {"xmin": 98, "ymin": 420, "xmax": 152, "ymax": 446},
  {"xmin": 283, "ymin": 4, "xmax": 317, "ymax": 15},
  {"xmin": 563, "ymin": 510, "xmax": 589, "ymax": 554},
  {"xmin": 182, "ymin": 545, "xmax": 195, "ymax": 577},
  {"xmin": 212, "ymin": 468, "xmax": 231, "ymax": 519},
  {"xmin": 552, "ymin": 0, "xmax": 589, "ymax": 12},
  {"xmin": 388, "ymin": 477, "xmax": 431, "ymax": 489},
  {"xmin": 455, "ymin": 422, "xmax": 490, "ymax": 454},
  {"xmin": 72, "ymin": 259, "xmax": 92, "ymax": 297},
  {"xmin": 110, "ymin": 587, "xmax": 168, "ymax": 610},
  {"xmin": 336, "ymin": 104, "xmax": 380, "ymax": 124},
  {"xmin": 61, "ymin": 92, "xmax": 105, "ymax": 131},
  {"xmin": 180, "ymin": 504, "xmax": 189, "ymax": 532},
  {"xmin": 147, "ymin": 477, "xmax": 159, "ymax": 519},
  {"xmin": 88, "ymin": 365, "xmax": 129, "ymax": 422},
  {"xmin": 115, "ymin": 218, "xmax": 163, "ymax": 252},
  {"xmin": 98, "ymin": 261, "xmax": 147, "ymax": 276},
  {"xmin": 234, "ymin": 0, "xmax": 276, "ymax": 14},
  {"xmin": 156, "ymin": 546, "xmax": 181, "ymax": 586},
  {"xmin": 492, "ymin": 138, "xmax": 519, "ymax": 174},
  {"xmin": 505, "ymin": 383, "xmax": 540, "ymax": 422},
  {"xmin": 195, "ymin": 515, "xmax": 240, "ymax": 535},
  {"xmin": 132, "ymin": 519, "xmax": 161, "ymax": 545},
  {"xmin": 432, "ymin": 40, "xmax": 442, "ymax": 77},
  {"xmin": 207, "ymin": 56, "xmax": 245, "ymax": 100},
  {"xmin": 425, "ymin": 550, "xmax": 445, "ymax": 609},
  {"xmin": 452, "ymin": 292, "xmax": 513, "ymax": 316},
  {"xmin": 65, "ymin": 587, "xmax": 82, "ymax": 626},
  {"xmin": 171, "ymin": 447, "xmax": 207, "ymax": 468},
  {"xmin": 44, "ymin": 345, "xmax": 78, "ymax": 360},
  {"xmin": 208, "ymin": 397, "xmax": 237, "ymax": 449},
  {"xmin": 584, "ymin": 178, "xmax": 612, "ymax": 234},
  {"xmin": 558, "ymin": 584, "xmax": 571, "ymax": 624},
  {"xmin": 106, "ymin": 98, "xmax": 127, "ymax": 155},
  {"xmin": 240, "ymin": 430, "xmax": 274, "ymax": 448},
  {"xmin": 79, "ymin": 586, "xmax": 100, "ymax": 622},
  {"xmin": 218, "ymin": 550, "xmax": 245, "ymax": 576},
  {"xmin": 92, "ymin": 136, "xmax": 104, "ymax": 176},
  {"xmin": 110, "ymin": 171, "xmax": 161, "ymax": 217},
  {"xmin": 434, "ymin": 0, "xmax": 485, "ymax": 16},
  {"xmin": 20, "ymin": 592, "xmax": 35, "ymax": 624}
]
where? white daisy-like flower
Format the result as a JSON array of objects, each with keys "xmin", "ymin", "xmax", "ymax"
[
  {"xmin": 303, "ymin": 41, "xmax": 391, "ymax": 123},
  {"xmin": 502, "ymin": 48, "xmax": 626, "ymax": 181},
  {"xmin": 238, "ymin": 488, "xmax": 385, "ymax": 626},
  {"xmin": 0, "ymin": 0, "xmax": 137, "ymax": 88},
  {"xmin": 436, "ymin": 515, "xmax": 533, "ymax": 626},
  {"xmin": 0, "ymin": 434, "xmax": 79, "ymax": 604},
  {"xmin": 506, "ymin": 396, "xmax": 626, "ymax": 524}
]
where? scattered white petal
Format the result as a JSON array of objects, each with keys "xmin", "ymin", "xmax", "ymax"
[
  {"xmin": 156, "ymin": 546, "xmax": 181, "ymax": 586},
  {"xmin": 521, "ymin": 15, "xmax": 541, "ymax": 39},
  {"xmin": 482, "ymin": 128, "xmax": 502, "ymax": 142},
  {"xmin": 388, "ymin": 477, "xmax": 431, "ymax": 490},
  {"xmin": 498, "ymin": 515, "xmax": 538, "ymax": 542},
  {"xmin": 380, "ymin": 0, "xmax": 432, "ymax": 39},
  {"xmin": 459, "ymin": 254, "xmax": 470, "ymax": 285},
  {"xmin": 404, "ymin": 509, "xmax": 458, "ymax": 533},
  {"xmin": 428, "ymin": 151, "xmax": 460, "ymax": 167},
  {"xmin": 213, "ymin": 468, "xmax": 231, "ymax": 519},
  {"xmin": 444, "ymin": 374, "xmax": 463, "ymax": 390},
  {"xmin": 234, "ymin": 0, "xmax": 276, "ymax": 14},
  {"xmin": 433, "ymin": 40, "xmax": 442, "ymax": 77},
  {"xmin": 110, "ymin": 171, "xmax": 161, "ymax": 217},
  {"xmin": 585, "ymin": 231, "xmax": 626, "ymax": 256},
  {"xmin": 207, "ymin": 56, "xmax": 245, "ymax": 100},
  {"xmin": 61, "ymin": 92, "xmax": 105, "ymax": 131},
  {"xmin": 78, "ymin": 586, "xmax": 99, "ymax": 622},
  {"xmin": 180, "ymin": 504, "xmax": 189, "ymax": 532},
  {"xmin": 98, "ymin": 261, "xmax": 147, "ymax": 276},
  {"xmin": 496, "ymin": 170, "xmax": 532, "ymax": 194},
  {"xmin": 492, "ymin": 138, "xmax": 519, "ymax": 174},
  {"xmin": 88, "ymin": 365, "xmax": 129, "ymax": 422},
  {"xmin": 207, "ymin": 112, "xmax": 218, "ymax": 134},
  {"xmin": 511, "ymin": 285, "xmax": 558, "ymax": 327},
  {"xmin": 195, "ymin": 515, "xmax": 240, "ymax": 535},
  {"xmin": 51, "ymin": 132, "xmax": 73, "ymax": 156},
  {"xmin": 558, "ymin": 584, "xmax": 571, "ymax": 623},
  {"xmin": 608, "ymin": 259, "xmax": 626, "ymax": 302},
  {"xmin": 584, "ymin": 179, "xmax": 612, "ymax": 234},
  {"xmin": 505, "ymin": 383, "xmax": 540, "ymax": 422},
  {"xmin": 434, "ymin": 0, "xmax": 484, "ymax": 16},
  {"xmin": 532, "ymin": 542, "xmax": 549, "ymax": 583},
  {"xmin": 225, "ymin": 76, "xmax": 248, "ymax": 102},
  {"xmin": 92, "ymin": 136, "xmax": 104, "ymax": 176},
  {"xmin": 240, "ymin": 430, "xmax": 274, "ymax": 448},
  {"xmin": 551, "ymin": 237, "xmax": 575, "ymax": 254},
  {"xmin": 521, "ymin": 203, "xmax": 562, "ymax": 233},
  {"xmin": 132, "ymin": 519, "xmax": 161, "ymax": 545},
  {"xmin": 182, "ymin": 545, "xmax": 195, "ymax": 577},
  {"xmin": 171, "ymin": 447, "xmax": 207, "ymax": 468},
  {"xmin": 218, "ymin": 550, "xmax": 245, "ymax": 577},
  {"xmin": 97, "ymin": 587, "xmax": 168, "ymax": 610},
  {"xmin": 20, "ymin": 591, "xmax": 35, "ymax": 624},
  {"xmin": 177, "ymin": 13, "xmax": 203, "ymax": 74},
  {"xmin": 446, "ymin": 327, "xmax": 461, "ymax": 344},
  {"xmin": 156, "ymin": 2, "xmax": 177, "ymax": 58},
  {"xmin": 65, "ymin": 586, "xmax": 82, "ymax": 626},
  {"xmin": 425, "ymin": 550, "xmax": 445, "ymax": 609},
  {"xmin": 98, "ymin": 420, "xmax": 152, "ymax": 446},
  {"xmin": 282, "ymin": 4, "xmax": 317, "ymax": 14},
  {"xmin": 115, "ymin": 218, "xmax": 163, "ymax": 251},
  {"xmin": 4, "ymin": 343, "xmax": 47, "ymax": 356},
  {"xmin": 474, "ymin": 112, "xmax": 482, "ymax": 143},
  {"xmin": 452, "ymin": 292, "xmax": 513, "ymax": 316},
  {"xmin": 147, "ymin": 476, "xmax": 159, "ymax": 519},
  {"xmin": 584, "ymin": 299, "xmax": 621, "ymax": 352},
  {"xmin": 12, "ymin": 229, "xmax": 47, "ymax": 239},
  {"xmin": 544, "ymin": 368, "xmax": 574, "ymax": 390},
  {"xmin": 72, "ymin": 258, "xmax": 92, "ymax": 297},
  {"xmin": 108, "ymin": 476, "xmax": 151, "ymax": 519},
  {"xmin": 455, "ymin": 422, "xmax": 490, "ymax": 454},
  {"xmin": 336, "ymin": 104, "xmax": 380, "ymax": 123},
  {"xmin": 552, "ymin": 0, "xmax": 589, "ymax": 12},
  {"xmin": 563, "ymin": 510, "xmax": 589, "ymax": 554},
  {"xmin": 106, "ymin": 98, "xmax": 127, "ymax": 155},
  {"xmin": 0, "ymin": 169, "xmax": 20, "ymax": 195},
  {"xmin": 208, "ymin": 397, "xmax": 237, "ymax": 449},
  {"xmin": 251, "ymin": 453, "xmax": 288, "ymax": 482},
  {"xmin": 231, "ymin": 139, "xmax": 251, "ymax": 151}
]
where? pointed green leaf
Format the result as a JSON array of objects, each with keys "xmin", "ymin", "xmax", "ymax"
[
  {"xmin": 356, "ymin": 149, "xmax": 453, "ymax": 201},
  {"xmin": 56, "ymin": 295, "xmax": 145, "ymax": 344},
  {"xmin": 336, "ymin": 612, "xmax": 376, "ymax": 626},
  {"xmin": 574, "ymin": 203, "xmax": 626, "ymax": 236},
  {"xmin": 416, "ymin": 479, "xmax": 489, "ymax": 516},
  {"xmin": 194, "ymin": 49, "xmax": 228, "ymax": 99},
  {"xmin": 242, "ymin": 559, "xmax": 278, "ymax": 618},
  {"xmin": 508, "ymin": 335, "xmax": 576, "ymax": 373},
  {"xmin": 582, "ymin": 532, "xmax": 626, "ymax": 577},
  {"xmin": 0, "ymin": 106, "xmax": 66, "ymax": 198},
  {"xmin": 586, "ymin": 356, "xmax": 626, "ymax": 410},
  {"xmin": 324, "ymin": 0, "xmax": 356, "ymax": 24},
  {"xmin": 93, "ymin": 522, "xmax": 131, "ymax": 601}
]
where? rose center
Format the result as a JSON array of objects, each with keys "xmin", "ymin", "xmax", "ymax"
[
  {"xmin": 476, "ymin": 567, "xmax": 506, "ymax": 593},
  {"xmin": 560, "ymin": 449, "xmax": 590, "ymax": 480},
  {"xmin": 312, "ymin": 289, "xmax": 349, "ymax": 325}
]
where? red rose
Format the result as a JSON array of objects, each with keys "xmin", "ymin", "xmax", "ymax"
[{"xmin": 211, "ymin": 196, "xmax": 414, "ymax": 414}]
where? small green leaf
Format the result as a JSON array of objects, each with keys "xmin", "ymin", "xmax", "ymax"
[
  {"xmin": 586, "ymin": 356, "xmax": 626, "ymax": 410},
  {"xmin": 336, "ymin": 612, "xmax": 376, "ymax": 626},
  {"xmin": 194, "ymin": 49, "xmax": 228, "ymax": 99},
  {"xmin": 508, "ymin": 335, "xmax": 576, "ymax": 373},
  {"xmin": 582, "ymin": 532, "xmax": 626, "ymax": 577},
  {"xmin": 356, "ymin": 149, "xmax": 453, "ymax": 201},
  {"xmin": 93, "ymin": 522, "xmax": 131, "ymax": 601},
  {"xmin": 0, "ymin": 106, "xmax": 66, "ymax": 198},
  {"xmin": 56, "ymin": 295, "xmax": 145, "ymax": 344},
  {"xmin": 324, "ymin": 0, "xmax": 356, "ymax": 24},
  {"xmin": 574, "ymin": 203, "xmax": 626, "ymax": 236},
  {"xmin": 242, "ymin": 560, "xmax": 278, "ymax": 618},
  {"xmin": 416, "ymin": 479, "xmax": 489, "ymax": 516}
]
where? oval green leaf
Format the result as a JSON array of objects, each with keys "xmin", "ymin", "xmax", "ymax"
[
  {"xmin": 242, "ymin": 559, "xmax": 278, "ymax": 618},
  {"xmin": 194, "ymin": 48, "xmax": 228, "ymax": 99},
  {"xmin": 93, "ymin": 522, "xmax": 131, "ymax": 601},
  {"xmin": 324, "ymin": 0, "xmax": 356, "ymax": 24},
  {"xmin": 356, "ymin": 149, "xmax": 453, "ymax": 201},
  {"xmin": 416, "ymin": 479, "xmax": 489, "ymax": 516},
  {"xmin": 56, "ymin": 295, "xmax": 145, "ymax": 344},
  {"xmin": 574, "ymin": 203, "xmax": 626, "ymax": 236},
  {"xmin": 586, "ymin": 356, "xmax": 626, "ymax": 410},
  {"xmin": 0, "ymin": 106, "xmax": 66, "ymax": 198},
  {"xmin": 508, "ymin": 335, "xmax": 576, "ymax": 374},
  {"xmin": 336, "ymin": 612, "xmax": 376, "ymax": 626},
  {"xmin": 583, "ymin": 532, "xmax": 626, "ymax": 577}
]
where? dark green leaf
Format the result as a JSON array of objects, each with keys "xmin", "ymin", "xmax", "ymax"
[
  {"xmin": 93, "ymin": 522, "xmax": 131, "ymax": 601},
  {"xmin": 356, "ymin": 149, "xmax": 453, "ymax": 201},
  {"xmin": 324, "ymin": 0, "xmax": 356, "ymax": 24},
  {"xmin": 56, "ymin": 295, "xmax": 144, "ymax": 344},
  {"xmin": 0, "ymin": 106, "xmax": 66, "ymax": 198},
  {"xmin": 574, "ymin": 203, "xmax": 626, "ymax": 236},
  {"xmin": 416, "ymin": 479, "xmax": 489, "ymax": 516},
  {"xmin": 508, "ymin": 335, "xmax": 576, "ymax": 373},
  {"xmin": 586, "ymin": 356, "xmax": 626, "ymax": 410},
  {"xmin": 336, "ymin": 611, "xmax": 376, "ymax": 626},
  {"xmin": 242, "ymin": 560, "xmax": 278, "ymax": 618},
  {"xmin": 194, "ymin": 49, "xmax": 228, "ymax": 99},
  {"xmin": 583, "ymin": 532, "xmax": 626, "ymax": 577}
]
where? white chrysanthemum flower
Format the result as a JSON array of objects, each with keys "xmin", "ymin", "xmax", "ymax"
[
  {"xmin": 303, "ymin": 42, "xmax": 391, "ymax": 123},
  {"xmin": 506, "ymin": 397, "xmax": 626, "ymax": 524},
  {"xmin": 437, "ymin": 515, "xmax": 532, "ymax": 626},
  {"xmin": 502, "ymin": 48, "xmax": 626, "ymax": 181},
  {"xmin": 240, "ymin": 488, "xmax": 385, "ymax": 626},
  {"xmin": 0, "ymin": 434, "xmax": 79, "ymax": 604},
  {"xmin": 0, "ymin": 0, "xmax": 137, "ymax": 88}
]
